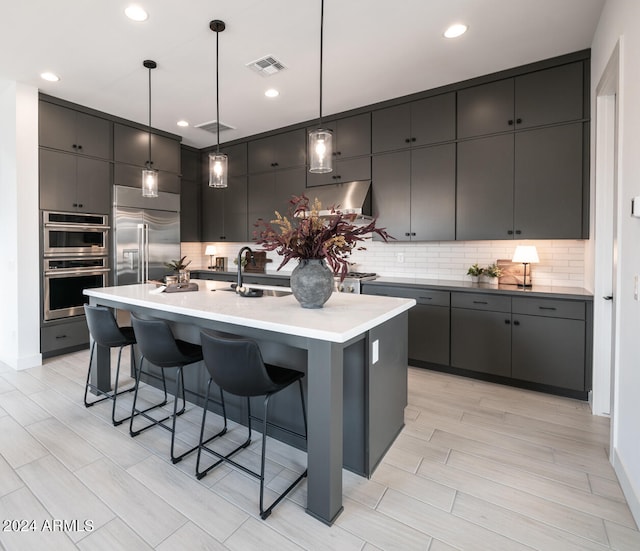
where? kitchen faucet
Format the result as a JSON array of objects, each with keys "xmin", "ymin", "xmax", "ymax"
[{"xmin": 236, "ymin": 246, "xmax": 256, "ymax": 293}]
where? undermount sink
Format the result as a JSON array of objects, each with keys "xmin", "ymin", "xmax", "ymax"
[{"xmin": 218, "ymin": 286, "xmax": 292, "ymax": 297}]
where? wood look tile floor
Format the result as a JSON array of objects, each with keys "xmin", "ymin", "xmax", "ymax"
[{"xmin": 1, "ymin": 350, "xmax": 639, "ymax": 550}]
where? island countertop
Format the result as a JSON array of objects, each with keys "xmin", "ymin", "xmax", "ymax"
[{"xmin": 84, "ymin": 280, "xmax": 415, "ymax": 344}]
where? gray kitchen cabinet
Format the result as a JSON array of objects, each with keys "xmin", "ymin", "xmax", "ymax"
[
  {"xmin": 39, "ymin": 100, "xmax": 112, "ymax": 159},
  {"xmin": 306, "ymin": 156, "xmax": 371, "ymax": 188},
  {"xmin": 180, "ymin": 147, "xmax": 201, "ymax": 242},
  {"xmin": 373, "ymin": 143, "xmax": 455, "ymax": 241},
  {"xmin": 181, "ymin": 146, "xmax": 200, "ymax": 181},
  {"xmin": 511, "ymin": 297, "xmax": 586, "ymax": 391},
  {"xmin": 202, "ymin": 175, "xmax": 248, "ymax": 242},
  {"xmin": 41, "ymin": 317, "xmax": 90, "ymax": 357},
  {"xmin": 457, "ymin": 123, "xmax": 584, "ymax": 240},
  {"xmin": 457, "ymin": 61, "xmax": 584, "ymax": 139},
  {"xmin": 362, "ymin": 284, "xmax": 450, "ymax": 366},
  {"xmin": 450, "ymin": 293, "xmax": 512, "ymax": 377},
  {"xmin": 113, "ymin": 163, "xmax": 180, "ymax": 194},
  {"xmin": 248, "ymin": 129, "xmax": 306, "ymax": 173},
  {"xmin": 372, "ymin": 93, "xmax": 455, "ymax": 153},
  {"xmin": 247, "ymin": 167, "xmax": 305, "ymax": 237},
  {"xmin": 39, "ymin": 149, "xmax": 111, "ymax": 214},
  {"xmin": 114, "ymin": 123, "xmax": 181, "ymax": 174}
]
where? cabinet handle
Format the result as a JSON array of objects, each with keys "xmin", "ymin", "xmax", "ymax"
[
  {"xmin": 405, "ymin": 232, "xmax": 411, "ymax": 237},
  {"xmin": 603, "ymin": 295, "xmax": 613, "ymax": 301},
  {"xmin": 55, "ymin": 334, "xmax": 68, "ymax": 339},
  {"xmin": 73, "ymin": 203, "xmax": 78, "ymax": 207},
  {"xmin": 72, "ymin": 144, "xmax": 78, "ymax": 149},
  {"xmin": 507, "ymin": 230, "xmax": 513, "ymax": 235},
  {"xmin": 504, "ymin": 319, "xmax": 511, "ymax": 324},
  {"xmin": 405, "ymin": 138, "xmax": 411, "ymax": 143},
  {"xmin": 472, "ymin": 300, "xmax": 488, "ymax": 304},
  {"xmin": 538, "ymin": 306, "xmax": 557, "ymax": 311},
  {"xmin": 515, "ymin": 230, "xmax": 522, "ymax": 235},
  {"xmin": 516, "ymin": 118, "xmax": 522, "ymax": 124},
  {"xmin": 508, "ymin": 119, "xmax": 514, "ymax": 126},
  {"xmin": 411, "ymin": 137, "xmax": 417, "ymax": 142},
  {"xmin": 419, "ymin": 296, "xmax": 433, "ymax": 300},
  {"xmin": 270, "ymin": 162, "xmax": 279, "ymax": 167},
  {"xmin": 336, "ymin": 151, "xmax": 342, "ymax": 156},
  {"xmin": 78, "ymin": 203, "xmax": 83, "ymax": 208},
  {"xmin": 77, "ymin": 144, "xmax": 83, "ymax": 150},
  {"xmin": 410, "ymin": 232, "xmax": 416, "ymax": 236},
  {"xmin": 513, "ymin": 320, "xmax": 520, "ymax": 326}
]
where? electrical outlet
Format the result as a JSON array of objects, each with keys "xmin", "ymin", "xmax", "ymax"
[
  {"xmin": 634, "ymin": 275, "xmax": 639, "ymax": 301},
  {"xmin": 397, "ymin": 253, "xmax": 404, "ymax": 264}
]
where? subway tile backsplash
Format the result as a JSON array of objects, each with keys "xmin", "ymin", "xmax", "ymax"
[{"xmin": 182, "ymin": 239, "xmax": 586, "ymax": 288}]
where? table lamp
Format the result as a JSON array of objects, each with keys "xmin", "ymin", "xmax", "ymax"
[
  {"xmin": 205, "ymin": 245, "xmax": 217, "ymax": 270},
  {"xmin": 512, "ymin": 245, "xmax": 539, "ymax": 288}
]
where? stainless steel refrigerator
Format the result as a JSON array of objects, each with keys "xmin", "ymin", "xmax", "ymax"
[{"xmin": 114, "ymin": 185, "xmax": 180, "ymax": 285}]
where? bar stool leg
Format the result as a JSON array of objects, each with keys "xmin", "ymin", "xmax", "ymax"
[
  {"xmin": 129, "ymin": 356, "xmax": 171, "ymax": 437},
  {"xmin": 195, "ymin": 379, "xmax": 229, "ymax": 477}
]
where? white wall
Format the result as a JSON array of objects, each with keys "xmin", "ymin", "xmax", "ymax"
[
  {"xmin": 0, "ymin": 80, "xmax": 41, "ymax": 370},
  {"xmin": 591, "ymin": 0, "xmax": 640, "ymax": 524}
]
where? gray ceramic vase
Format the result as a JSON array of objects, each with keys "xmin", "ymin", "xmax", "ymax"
[{"xmin": 290, "ymin": 259, "xmax": 334, "ymax": 308}]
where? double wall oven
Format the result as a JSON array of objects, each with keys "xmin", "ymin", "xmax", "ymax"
[{"xmin": 42, "ymin": 211, "xmax": 110, "ymax": 321}]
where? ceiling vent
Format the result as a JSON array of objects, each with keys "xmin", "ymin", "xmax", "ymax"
[
  {"xmin": 195, "ymin": 120, "xmax": 235, "ymax": 134},
  {"xmin": 246, "ymin": 55, "xmax": 287, "ymax": 76}
]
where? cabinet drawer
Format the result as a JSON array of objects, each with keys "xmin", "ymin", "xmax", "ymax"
[
  {"xmin": 363, "ymin": 285, "xmax": 449, "ymax": 306},
  {"xmin": 41, "ymin": 319, "xmax": 89, "ymax": 353},
  {"xmin": 512, "ymin": 297, "xmax": 585, "ymax": 320},
  {"xmin": 451, "ymin": 292, "xmax": 511, "ymax": 312}
]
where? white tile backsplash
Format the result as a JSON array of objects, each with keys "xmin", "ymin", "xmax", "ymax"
[{"xmin": 182, "ymin": 239, "xmax": 586, "ymax": 288}]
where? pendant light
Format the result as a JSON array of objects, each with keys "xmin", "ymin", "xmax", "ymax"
[
  {"xmin": 209, "ymin": 20, "xmax": 228, "ymax": 188},
  {"xmin": 141, "ymin": 59, "xmax": 158, "ymax": 197},
  {"xmin": 308, "ymin": 0, "xmax": 333, "ymax": 174}
]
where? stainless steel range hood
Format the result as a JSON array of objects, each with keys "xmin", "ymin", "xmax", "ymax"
[{"xmin": 304, "ymin": 180, "xmax": 372, "ymax": 220}]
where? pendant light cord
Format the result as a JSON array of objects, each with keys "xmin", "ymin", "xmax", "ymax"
[
  {"xmin": 319, "ymin": 0, "xmax": 324, "ymax": 127},
  {"xmin": 147, "ymin": 65, "xmax": 152, "ymax": 168},
  {"xmin": 216, "ymin": 27, "xmax": 220, "ymax": 154}
]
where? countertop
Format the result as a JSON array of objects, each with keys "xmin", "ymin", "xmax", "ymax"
[
  {"xmin": 84, "ymin": 280, "xmax": 415, "ymax": 343},
  {"xmin": 361, "ymin": 276, "xmax": 594, "ymax": 301}
]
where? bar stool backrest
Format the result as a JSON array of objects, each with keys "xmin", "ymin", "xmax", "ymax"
[
  {"xmin": 131, "ymin": 314, "xmax": 186, "ymax": 368},
  {"xmin": 84, "ymin": 304, "xmax": 130, "ymax": 347},
  {"xmin": 200, "ymin": 332, "xmax": 278, "ymax": 397}
]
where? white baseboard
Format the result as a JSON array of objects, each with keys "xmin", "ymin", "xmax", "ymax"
[
  {"xmin": 613, "ymin": 448, "xmax": 640, "ymax": 528},
  {"xmin": 0, "ymin": 352, "xmax": 42, "ymax": 371}
]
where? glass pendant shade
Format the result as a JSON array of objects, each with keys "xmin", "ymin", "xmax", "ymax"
[
  {"xmin": 142, "ymin": 168, "xmax": 159, "ymax": 197},
  {"xmin": 308, "ymin": 128, "xmax": 333, "ymax": 173},
  {"xmin": 209, "ymin": 152, "xmax": 228, "ymax": 188}
]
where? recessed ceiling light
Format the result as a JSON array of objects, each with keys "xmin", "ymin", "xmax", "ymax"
[
  {"xmin": 40, "ymin": 72, "xmax": 60, "ymax": 82},
  {"xmin": 265, "ymin": 89, "xmax": 279, "ymax": 98},
  {"xmin": 444, "ymin": 23, "xmax": 468, "ymax": 39},
  {"xmin": 125, "ymin": 5, "xmax": 148, "ymax": 22},
  {"xmin": 177, "ymin": 120, "xmax": 189, "ymax": 127}
]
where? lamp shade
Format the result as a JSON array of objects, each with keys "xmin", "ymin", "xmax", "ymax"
[
  {"xmin": 208, "ymin": 152, "xmax": 228, "ymax": 188},
  {"xmin": 512, "ymin": 245, "xmax": 539, "ymax": 264},
  {"xmin": 142, "ymin": 169, "xmax": 158, "ymax": 198},
  {"xmin": 309, "ymin": 128, "xmax": 333, "ymax": 173},
  {"xmin": 205, "ymin": 245, "xmax": 217, "ymax": 256}
]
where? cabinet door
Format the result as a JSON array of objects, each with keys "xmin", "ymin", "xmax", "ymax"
[
  {"xmin": 181, "ymin": 148, "xmax": 200, "ymax": 182},
  {"xmin": 457, "ymin": 79, "xmax": 514, "ymax": 139},
  {"xmin": 515, "ymin": 62, "xmax": 584, "ymax": 129},
  {"xmin": 275, "ymin": 167, "xmax": 306, "ymax": 213},
  {"xmin": 410, "ymin": 144, "xmax": 455, "ymax": 241},
  {"xmin": 39, "ymin": 149, "xmax": 77, "ymax": 211},
  {"xmin": 456, "ymin": 134, "xmax": 514, "ymax": 240},
  {"xmin": 409, "ymin": 304, "xmax": 450, "ymax": 366},
  {"xmin": 248, "ymin": 129, "xmax": 306, "ymax": 173},
  {"xmin": 512, "ymin": 314, "xmax": 585, "ymax": 391},
  {"xmin": 248, "ymin": 171, "xmax": 276, "ymax": 234},
  {"xmin": 306, "ymin": 157, "xmax": 371, "ymax": 188},
  {"xmin": 333, "ymin": 113, "xmax": 371, "ymax": 158},
  {"xmin": 514, "ymin": 123, "xmax": 584, "ymax": 239},
  {"xmin": 151, "ymin": 134, "xmax": 180, "ymax": 174},
  {"xmin": 372, "ymin": 103, "xmax": 411, "ymax": 153},
  {"xmin": 76, "ymin": 157, "xmax": 111, "ymax": 214},
  {"xmin": 202, "ymin": 175, "xmax": 248, "ymax": 241},
  {"xmin": 114, "ymin": 124, "xmax": 180, "ymax": 173},
  {"xmin": 372, "ymin": 151, "xmax": 411, "ymax": 240},
  {"xmin": 181, "ymin": 179, "xmax": 201, "ymax": 241},
  {"xmin": 74, "ymin": 111, "xmax": 111, "ymax": 159},
  {"xmin": 411, "ymin": 93, "xmax": 456, "ymax": 147},
  {"xmin": 451, "ymin": 308, "xmax": 511, "ymax": 376}
]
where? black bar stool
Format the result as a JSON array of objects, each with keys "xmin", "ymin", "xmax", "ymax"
[
  {"xmin": 197, "ymin": 331, "xmax": 308, "ymax": 520},
  {"xmin": 83, "ymin": 304, "xmax": 137, "ymax": 426},
  {"xmin": 129, "ymin": 314, "xmax": 203, "ymax": 464}
]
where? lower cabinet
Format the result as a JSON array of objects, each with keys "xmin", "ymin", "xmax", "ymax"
[
  {"xmin": 362, "ymin": 284, "xmax": 591, "ymax": 398},
  {"xmin": 41, "ymin": 318, "xmax": 89, "ymax": 357}
]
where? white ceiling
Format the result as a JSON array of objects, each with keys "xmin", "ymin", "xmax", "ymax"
[{"xmin": 0, "ymin": 0, "xmax": 605, "ymax": 149}]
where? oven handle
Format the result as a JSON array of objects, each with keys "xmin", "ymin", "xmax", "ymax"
[
  {"xmin": 44, "ymin": 268, "xmax": 110, "ymax": 277},
  {"xmin": 44, "ymin": 223, "xmax": 110, "ymax": 230}
]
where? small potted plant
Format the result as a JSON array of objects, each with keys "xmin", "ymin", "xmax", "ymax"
[
  {"xmin": 165, "ymin": 256, "xmax": 192, "ymax": 284},
  {"xmin": 467, "ymin": 263, "xmax": 484, "ymax": 284},
  {"xmin": 483, "ymin": 263, "xmax": 503, "ymax": 286}
]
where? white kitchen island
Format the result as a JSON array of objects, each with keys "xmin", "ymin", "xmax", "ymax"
[{"xmin": 85, "ymin": 279, "xmax": 415, "ymax": 525}]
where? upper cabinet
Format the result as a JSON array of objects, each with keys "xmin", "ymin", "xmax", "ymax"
[
  {"xmin": 248, "ymin": 129, "xmax": 306, "ymax": 173},
  {"xmin": 372, "ymin": 93, "xmax": 455, "ymax": 153},
  {"xmin": 457, "ymin": 62, "xmax": 584, "ymax": 139},
  {"xmin": 39, "ymin": 101, "xmax": 112, "ymax": 159},
  {"xmin": 113, "ymin": 123, "xmax": 180, "ymax": 174}
]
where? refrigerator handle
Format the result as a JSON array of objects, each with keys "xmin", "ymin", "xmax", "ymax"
[
  {"xmin": 143, "ymin": 224, "xmax": 150, "ymax": 283},
  {"xmin": 137, "ymin": 223, "xmax": 145, "ymax": 284}
]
